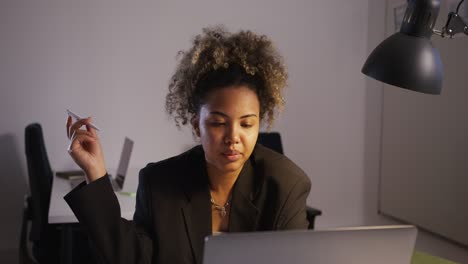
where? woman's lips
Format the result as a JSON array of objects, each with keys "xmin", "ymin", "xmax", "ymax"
[{"xmin": 222, "ymin": 151, "xmax": 241, "ymax": 161}]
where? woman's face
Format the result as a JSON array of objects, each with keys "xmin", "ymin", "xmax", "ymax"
[{"xmin": 193, "ymin": 85, "xmax": 260, "ymax": 176}]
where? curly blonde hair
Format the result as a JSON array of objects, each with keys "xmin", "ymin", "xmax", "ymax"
[{"xmin": 165, "ymin": 26, "xmax": 288, "ymax": 128}]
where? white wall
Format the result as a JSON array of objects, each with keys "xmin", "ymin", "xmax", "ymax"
[{"xmin": 1, "ymin": 0, "xmax": 467, "ymax": 263}]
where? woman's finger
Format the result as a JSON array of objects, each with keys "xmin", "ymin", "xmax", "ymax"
[
  {"xmin": 68, "ymin": 118, "xmax": 94, "ymax": 141},
  {"xmin": 66, "ymin": 116, "xmax": 72, "ymax": 139},
  {"xmin": 70, "ymin": 129, "xmax": 94, "ymax": 141},
  {"xmin": 83, "ymin": 117, "xmax": 98, "ymax": 137},
  {"xmin": 68, "ymin": 130, "xmax": 97, "ymax": 154}
]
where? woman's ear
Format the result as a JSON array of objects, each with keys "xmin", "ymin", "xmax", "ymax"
[{"xmin": 191, "ymin": 116, "xmax": 200, "ymax": 137}]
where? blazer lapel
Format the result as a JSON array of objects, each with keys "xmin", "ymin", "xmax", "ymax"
[
  {"xmin": 180, "ymin": 146, "xmax": 262, "ymax": 263},
  {"xmin": 181, "ymin": 192, "xmax": 211, "ymax": 264},
  {"xmin": 229, "ymin": 158, "xmax": 260, "ymax": 232},
  {"xmin": 181, "ymin": 148, "xmax": 211, "ymax": 264}
]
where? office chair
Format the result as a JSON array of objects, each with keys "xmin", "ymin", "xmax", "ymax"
[
  {"xmin": 22, "ymin": 123, "xmax": 60, "ymax": 264},
  {"xmin": 257, "ymin": 132, "xmax": 322, "ymax": 229},
  {"xmin": 19, "ymin": 195, "xmax": 38, "ymax": 264},
  {"xmin": 22, "ymin": 123, "xmax": 97, "ymax": 264}
]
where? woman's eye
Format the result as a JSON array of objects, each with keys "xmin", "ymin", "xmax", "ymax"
[
  {"xmin": 210, "ymin": 122, "xmax": 225, "ymax": 126},
  {"xmin": 241, "ymin": 123, "xmax": 253, "ymax": 128}
]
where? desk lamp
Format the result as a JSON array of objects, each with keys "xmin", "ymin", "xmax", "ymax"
[{"xmin": 362, "ymin": 0, "xmax": 467, "ymax": 94}]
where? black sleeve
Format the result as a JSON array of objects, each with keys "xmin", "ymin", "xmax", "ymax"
[
  {"xmin": 64, "ymin": 172, "xmax": 154, "ymax": 264},
  {"xmin": 276, "ymin": 176, "xmax": 311, "ymax": 230}
]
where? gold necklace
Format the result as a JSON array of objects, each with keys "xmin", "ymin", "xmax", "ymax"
[{"xmin": 210, "ymin": 195, "xmax": 232, "ymax": 218}]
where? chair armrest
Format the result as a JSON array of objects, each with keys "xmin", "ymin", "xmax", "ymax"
[{"xmin": 306, "ymin": 206, "xmax": 322, "ymax": 230}]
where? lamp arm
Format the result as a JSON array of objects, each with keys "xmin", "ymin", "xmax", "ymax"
[
  {"xmin": 443, "ymin": 12, "xmax": 468, "ymax": 37},
  {"xmin": 433, "ymin": 0, "xmax": 468, "ymax": 38}
]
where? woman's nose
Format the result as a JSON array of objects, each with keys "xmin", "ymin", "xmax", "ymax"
[{"xmin": 224, "ymin": 124, "xmax": 240, "ymax": 144}]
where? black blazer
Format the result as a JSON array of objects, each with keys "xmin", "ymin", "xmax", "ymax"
[{"xmin": 65, "ymin": 144, "xmax": 311, "ymax": 264}]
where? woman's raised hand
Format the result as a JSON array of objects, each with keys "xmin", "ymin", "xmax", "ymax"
[{"xmin": 66, "ymin": 116, "xmax": 107, "ymax": 183}]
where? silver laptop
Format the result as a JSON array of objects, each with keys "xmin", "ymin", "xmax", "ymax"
[
  {"xmin": 109, "ymin": 137, "xmax": 134, "ymax": 191},
  {"xmin": 203, "ymin": 225, "xmax": 417, "ymax": 264},
  {"xmin": 69, "ymin": 137, "xmax": 134, "ymax": 191}
]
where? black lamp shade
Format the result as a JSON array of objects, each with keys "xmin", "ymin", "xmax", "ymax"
[
  {"xmin": 361, "ymin": 32, "xmax": 443, "ymax": 94},
  {"xmin": 362, "ymin": 0, "xmax": 443, "ymax": 94}
]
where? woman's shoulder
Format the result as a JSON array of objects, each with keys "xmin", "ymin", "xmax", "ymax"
[
  {"xmin": 138, "ymin": 145, "xmax": 204, "ymax": 185},
  {"xmin": 143, "ymin": 145, "xmax": 202, "ymax": 171},
  {"xmin": 252, "ymin": 144, "xmax": 310, "ymax": 186}
]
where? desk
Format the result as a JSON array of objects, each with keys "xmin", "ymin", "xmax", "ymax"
[
  {"xmin": 49, "ymin": 174, "xmax": 138, "ymax": 224},
  {"xmin": 48, "ymin": 168, "xmax": 139, "ymax": 264},
  {"xmin": 412, "ymin": 251, "xmax": 456, "ymax": 264}
]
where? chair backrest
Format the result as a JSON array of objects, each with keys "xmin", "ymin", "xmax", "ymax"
[
  {"xmin": 25, "ymin": 123, "xmax": 53, "ymax": 242},
  {"xmin": 257, "ymin": 132, "xmax": 322, "ymax": 229},
  {"xmin": 257, "ymin": 132, "xmax": 284, "ymax": 154}
]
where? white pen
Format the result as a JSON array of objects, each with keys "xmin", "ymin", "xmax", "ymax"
[{"xmin": 66, "ymin": 109, "xmax": 101, "ymax": 131}]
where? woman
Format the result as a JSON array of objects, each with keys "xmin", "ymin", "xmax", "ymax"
[{"xmin": 65, "ymin": 26, "xmax": 311, "ymax": 264}]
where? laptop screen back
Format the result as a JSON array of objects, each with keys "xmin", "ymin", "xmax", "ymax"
[
  {"xmin": 115, "ymin": 137, "xmax": 134, "ymax": 189},
  {"xmin": 203, "ymin": 225, "xmax": 417, "ymax": 264}
]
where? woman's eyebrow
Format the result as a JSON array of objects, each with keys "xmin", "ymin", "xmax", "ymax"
[
  {"xmin": 209, "ymin": 111, "xmax": 228, "ymax": 117},
  {"xmin": 209, "ymin": 111, "xmax": 257, "ymax": 119},
  {"xmin": 240, "ymin": 114, "xmax": 258, "ymax": 119}
]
